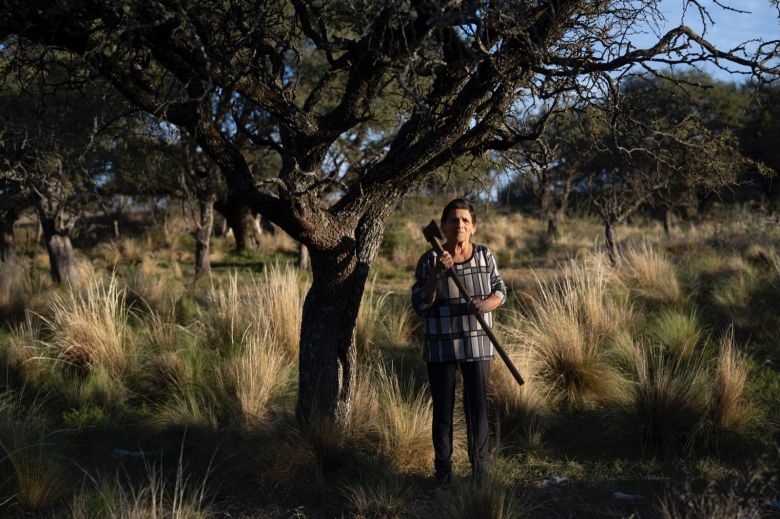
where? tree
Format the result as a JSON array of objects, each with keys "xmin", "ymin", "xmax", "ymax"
[
  {"xmin": 576, "ymin": 86, "xmax": 751, "ymax": 263},
  {"xmin": 0, "ymin": 182, "xmax": 25, "ymax": 262},
  {"xmin": 0, "ymin": 44, "xmax": 134, "ymax": 283},
  {"xmin": 2, "ymin": 0, "xmax": 777, "ymax": 426}
]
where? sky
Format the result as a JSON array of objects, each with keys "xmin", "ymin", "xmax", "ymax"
[{"xmin": 630, "ymin": 0, "xmax": 779, "ymax": 82}]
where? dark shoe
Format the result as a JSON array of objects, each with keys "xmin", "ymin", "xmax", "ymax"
[{"xmin": 434, "ymin": 470, "xmax": 452, "ymax": 486}]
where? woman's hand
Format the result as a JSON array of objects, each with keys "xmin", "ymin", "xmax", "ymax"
[
  {"xmin": 468, "ymin": 295, "xmax": 500, "ymax": 315},
  {"xmin": 433, "ymin": 251, "xmax": 454, "ymax": 279}
]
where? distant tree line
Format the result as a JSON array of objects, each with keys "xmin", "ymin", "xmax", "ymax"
[{"xmin": 501, "ymin": 72, "xmax": 778, "ymax": 261}]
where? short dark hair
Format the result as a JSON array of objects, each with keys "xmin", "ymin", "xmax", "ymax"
[{"xmin": 440, "ymin": 198, "xmax": 477, "ymax": 226}]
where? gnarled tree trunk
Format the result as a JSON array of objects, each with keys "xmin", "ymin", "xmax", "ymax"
[
  {"xmin": 662, "ymin": 206, "xmax": 673, "ymax": 237},
  {"xmin": 296, "ymin": 216, "xmax": 386, "ymax": 427},
  {"xmin": 39, "ymin": 213, "xmax": 79, "ymax": 285}
]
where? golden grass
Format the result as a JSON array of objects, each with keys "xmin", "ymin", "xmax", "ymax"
[
  {"xmin": 37, "ymin": 273, "xmax": 133, "ymax": 374},
  {"xmin": 709, "ymin": 329, "xmax": 750, "ymax": 430},
  {"xmin": 619, "ymin": 243, "xmax": 682, "ymax": 306},
  {"xmin": 342, "ymin": 473, "xmax": 409, "ymax": 518},
  {"xmin": 206, "ymin": 264, "xmax": 305, "ymax": 356},
  {"xmin": 122, "ymin": 257, "xmax": 176, "ymax": 314},
  {"xmin": 371, "ymin": 363, "xmax": 432, "ymax": 472},
  {"xmin": 258, "ymin": 263, "xmax": 305, "ymax": 357},
  {"xmin": 0, "ymin": 395, "xmax": 67, "ymax": 510},
  {"xmin": 225, "ymin": 329, "xmax": 294, "ymax": 431},
  {"xmin": 508, "ymin": 256, "xmax": 630, "ymax": 406}
]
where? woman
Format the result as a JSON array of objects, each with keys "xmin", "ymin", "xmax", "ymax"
[{"xmin": 411, "ymin": 198, "xmax": 507, "ymax": 484}]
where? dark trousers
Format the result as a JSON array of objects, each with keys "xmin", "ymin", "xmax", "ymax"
[{"xmin": 427, "ymin": 360, "xmax": 490, "ymax": 478}]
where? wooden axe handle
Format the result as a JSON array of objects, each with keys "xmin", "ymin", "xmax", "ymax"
[{"xmin": 423, "ymin": 223, "xmax": 525, "ymax": 386}]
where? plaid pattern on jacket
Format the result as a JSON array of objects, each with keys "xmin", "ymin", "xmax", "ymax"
[{"xmin": 412, "ymin": 244, "xmax": 507, "ymax": 363}]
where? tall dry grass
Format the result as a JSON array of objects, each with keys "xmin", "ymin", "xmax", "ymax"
[
  {"xmin": 70, "ymin": 446, "xmax": 213, "ymax": 519},
  {"xmin": 631, "ymin": 342, "xmax": 708, "ymax": 448},
  {"xmin": 709, "ymin": 329, "xmax": 750, "ymax": 431},
  {"xmin": 508, "ymin": 256, "xmax": 630, "ymax": 406},
  {"xmin": 36, "ymin": 273, "xmax": 133, "ymax": 375},
  {"xmin": 341, "ymin": 473, "xmax": 409, "ymax": 518},
  {"xmin": 206, "ymin": 264, "xmax": 305, "ymax": 356},
  {"xmin": 619, "ymin": 243, "xmax": 682, "ymax": 306},
  {"xmin": 224, "ymin": 329, "xmax": 295, "ymax": 431},
  {"xmin": 0, "ymin": 394, "xmax": 67, "ymax": 510},
  {"xmin": 488, "ymin": 347, "xmax": 547, "ymax": 449},
  {"xmin": 371, "ymin": 362, "xmax": 432, "ymax": 472}
]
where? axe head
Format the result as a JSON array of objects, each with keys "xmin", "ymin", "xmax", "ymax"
[{"xmin": 422, "ymin": 220, "xmax": 444, "ymax": 246}]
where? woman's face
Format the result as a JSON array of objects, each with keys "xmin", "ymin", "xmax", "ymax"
[{"xmin": 441, "ymin": 208, "xmax": 476, "ymax": 245}]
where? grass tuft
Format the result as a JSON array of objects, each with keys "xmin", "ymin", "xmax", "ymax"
[
  {"xmin": 38, "ymin": 272, "xmax": 133, "ymax": 374},
  {"xmin": 620, "ymin": 244, "xmax": 682, "ymax": 306},
  {"xmin": 709, "ymin": 328, "xmax": 750, "ymax": 431}
]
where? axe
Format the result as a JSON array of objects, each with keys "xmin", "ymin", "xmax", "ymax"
[{"xmin": 422, "ymin": 220, "xmax": 525, "ymax": 386}]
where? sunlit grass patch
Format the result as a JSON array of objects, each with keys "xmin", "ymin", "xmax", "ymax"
[
  {"xmin": 37, "ymin": 273, "xmax": 134, "ymax": 375},
  {"xmin": 648, "ymin": 308, "xmax": 704, "ymax": 359},
  {"xmin": 619, "ymin": 244, "xmax": 682, "ymax": 306},
  {"xmin": 371, "ymin": 362, "xmax": 432, "ymax": 472},
  {"xmin": 205, "ymin": 264, "xmax": 305, "ymax": 356},
  {"xmin": 223, "ymin": 329, "xmax": 295, "ymax": 431},
  {"xmin": 708, "ymin": 329, "xmax": 751, "ymax": 431},
  {"xmin": 510, "ymin": 258, "xmax": 630, "ymax": 406}
]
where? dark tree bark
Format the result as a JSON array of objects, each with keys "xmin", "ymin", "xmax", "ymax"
[
  {"xmin": 546, "ymin": 212, "xmax": 560, "ymax": 243},
  {"xmin": 216, "ymin": 198, "xmax": 262, "ymax": 253},
  {"xmin": 296, "ymin": 215, "xmax": 386, "ymax": 425},
  {"xmin": 0, "ymin": 210, "xmax": 18, "ymax": 262},
  {"xmin": 605, "ymin": 220, "xmax": 618, "ymax": 266},
  {"xmin": 194, "ymin": 193, "xmax": 216, "ymax": 277},
  {"xmin": 38, "ymin": 211, "xmax": 79, "ymax": 284},
  {"xmin": 662, "ymin": 206, "xmax": 673, "ymax": 237}
]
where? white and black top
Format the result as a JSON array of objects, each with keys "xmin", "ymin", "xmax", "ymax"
[{"xmin": 412, "ymin": 244, "xmax": 507, "ymax": 363}]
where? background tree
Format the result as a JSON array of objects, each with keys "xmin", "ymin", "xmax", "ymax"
[
  {"xmin": 2, "ymin": 0, "xmax": 777, "ymax": 426},
  {"xmin": 0, "ymin": 182, "xmax": 25, "ymax": 262},
  {"xmin": 577, "ymin": 85, "xmax": 752, "ymax": 263},
  {"xmin": 0, "ymin": 43, "xmax": 134, "ymax": 283}
]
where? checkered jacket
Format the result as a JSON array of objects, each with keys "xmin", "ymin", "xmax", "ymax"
[{"xmin": 412, "ymin": 244, "xmax": 507, "ymax": 363}]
